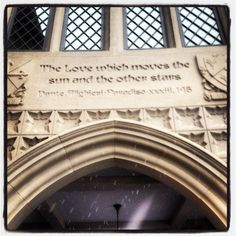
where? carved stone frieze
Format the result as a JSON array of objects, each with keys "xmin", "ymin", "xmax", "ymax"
[
  {"xmin": 54, "ymin": 111, "xmax": 82, "ymax": 133},
  {"xmin": 7, "ymin": 59, "xmax": 31, "ymax": 106},
  {"xmin": 179, "ymin": 132, "xmax": 208, "ymax": 149},
  {"xmin": 18, "ymin": 136, "xmax": 49, "ymax": 156},
  {"xmin": 22, "ymin": 111, "xmax": 53, "ymax": 134},
  {"xmin": 7, "ymin": 136, "xmax": 19, "ymax": 162},
  {"xmin": 196, "ymin": 54, "xmax": 227, "ymax": 101},
  {"xmin": 116, "ymin": 109, "xmax": 141, "ymax": 121},
  {"xmin": 86, "ymin": 110, "xmax": 111, "ymax": 122},
  {"xmin": 209, "ymin": 131, "xmax": 227, "ymax": 159},
  {"xmin": 6, "ymin": 106, "xmax": 228, "ymax": 163},
  {"xmin": 144, "ymin": 108, "xmax": 173, "ymax": 129},
  {"xmin": 174, "ymin": 107, "xmax": 205, "ymax": 130},
  {"xmin": 204, "ymin": 106, "xmax": 227, "ymax": 129},
  {"xmin": 7, "ymin": 111, "xmax": 23, "ymax": 134}
]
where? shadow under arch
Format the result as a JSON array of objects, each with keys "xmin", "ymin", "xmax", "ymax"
[{"xmin": 7, "ymin": 119, "xmax": 228, "ymax": 230}]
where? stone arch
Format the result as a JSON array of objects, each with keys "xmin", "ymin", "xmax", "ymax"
[{"xmin": 7, "ymin": 119, "xmax": 227, "ymax": 230}]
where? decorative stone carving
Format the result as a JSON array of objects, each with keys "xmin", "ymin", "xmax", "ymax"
[
  {"xmin": 54, "ymin": 111, "xmax": 82, "ymax": 134},
  {"xmin": 209, "ymin": 131, "xmax": 227, "ymax": 159},
  {"xmin": 7, "ymin": 136, "xmax": 19, "ymax": 162},
  {"xmin": 7, "ymin": 111, "xmax": 23, "ymax": 134},
  {"xmin": 116, "ymin": 109, "xmax": 141, "ymax": 121},
  {"xmin": 18, "ymin": 136, "xmax": 49, "ymax": 155},
  {"xmin": 204, "ymin": 106, "xmax": 227, "ymax": 129},
  {"xmin": 145, "ymin": 108, "xmax": 173, "ymax": 129},
  {"xmin": 174, "ymin": 107, "xmax": 204, "ymax": 130},
  {"xmin": 196, "ymin": 54, "xmax": 227, "ymax": 101},
  {"xmin": 6, "ymin": 106, "xmax": 228, "ymax": 162},
  {"xmin": 7, "ymin": 59, "xmax": 31, "ymax": 106},
  {"xmin": 22, "ymin": 111, "xmax": 53, "ymax": 134},
  {"xmin": 179, "ymin": 132, "xmax": 208, "ymax": 149},
  {"xmin": 86, "ymin": 110, "xmax": 110, "ymax": 122}
]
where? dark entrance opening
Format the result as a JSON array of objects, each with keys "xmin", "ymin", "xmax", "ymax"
[{"xmin": 18, "ymin": 167, "xmax": 215, "ymax": 232}]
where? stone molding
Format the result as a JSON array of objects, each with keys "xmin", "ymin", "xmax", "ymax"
[{"xmin": 7, "ymin": 119, "xmax": 227, "ymax": 230}]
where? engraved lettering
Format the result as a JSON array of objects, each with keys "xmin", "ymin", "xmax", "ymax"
[{"xmin": 40, "ymin": 64, "xmax": 61, "ymax": 72}]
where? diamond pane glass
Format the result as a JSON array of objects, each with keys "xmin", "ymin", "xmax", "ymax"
[
  {"xmin": 178, "ymin": 7, "xmax": 223, "ymax": 47},
  {"xmin": 63, "ymin": 7, "xmax": 103, "ymax": 51},
  {"xmin": 126, "ymin": 7, "xmax": 166, "ymax": 50},
  {"xmin": 8, "ymin": 7, "xmax": 51, "ymax": 50}
]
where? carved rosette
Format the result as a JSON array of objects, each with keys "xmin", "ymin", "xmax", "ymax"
[
  {"xmin": 7, "ymin": 59, "xmax": 31, "ymax": 106},
  {"xmin": 196, "ymin": 54, "xmax": 227, "ymax": 101}
]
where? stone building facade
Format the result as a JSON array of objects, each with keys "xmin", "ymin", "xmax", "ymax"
[{"xmin": 6, "ymin": 5, "xmax": 229, "ymax": 231}]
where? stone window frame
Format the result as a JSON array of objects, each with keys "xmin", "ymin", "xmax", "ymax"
[
  {"xmin": 7, "ymin": 6, "xmax": 55, "ymax": 51},
  {"xmin": 123, "ymin": 6, "xmax": 175, "ymax": 50},
  {"xmin": 60, "ymin": 6, "xmax": 110, "ymax": 51},
  {"xmin": 6, "ymin": 5, "xmax": 228, "ymax": 52},
  {"xmin": 176, "ymin": 6, "xmax": 227, "ymax": 47}
]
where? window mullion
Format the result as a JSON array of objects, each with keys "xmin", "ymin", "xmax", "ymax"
[
  {"xmin": 7, "ymin": 7, "xmax": 13, "ymax": 23},
  {"xmin": 169, "ymin": 7, "xmax": 183, "ymax": 48}
]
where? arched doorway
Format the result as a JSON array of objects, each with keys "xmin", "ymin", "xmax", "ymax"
[
  {"xmin": 7, "ymin": 119, "xmax": 227, "ymax": 230},
  {"xmin": 18, "ymin": 166, "xmax": 218, "ymax": 231}
]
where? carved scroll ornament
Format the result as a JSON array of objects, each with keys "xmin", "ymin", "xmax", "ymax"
[{"xmin": 196, "ymin": 54, "xmax": 227, "ymax": 101}]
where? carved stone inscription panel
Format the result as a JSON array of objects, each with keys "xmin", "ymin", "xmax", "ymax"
[
  {"xmin": 36, "ymin": 59, "xmax": 196, "ymax": 109},
  {"xmin": 8, "ymin": 51, "xmax": 226, "ymax": 110}
]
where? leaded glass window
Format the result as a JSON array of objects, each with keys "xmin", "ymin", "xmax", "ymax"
[
  {"xmin": 125, "ymin": 7, "xmax": 167, "ymax": 50},
  {"xmin": 178, "ymin": 7, "xmax": 224, "ymax": 47},
  {"xmin": 8, "ymin": 7, "xmax": 54, "ymax": 50},
  {"xmin": 62, "ymin": 7, "xmax": 104, "ymax": 51}
]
